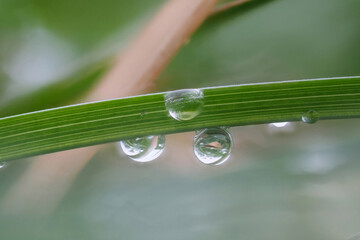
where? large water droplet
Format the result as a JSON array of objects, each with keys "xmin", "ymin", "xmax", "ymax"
[
  {"xmin": 164, "ymin": 89, "xmax": 204, "ymax": 121},
  {"xmin": 193, "ymin": 128, "xmax": 232, "ymax": 165},
  {"xmin": 302, "ymin": 110, "xmax": 319, "ymax": 124},
  {"xmin": 119, "ymin": 135, "xmax": 165, "ymax": 162},
  {"xmin": 0, "ymin": 161, "xmax": 7, "ymax": 169}
]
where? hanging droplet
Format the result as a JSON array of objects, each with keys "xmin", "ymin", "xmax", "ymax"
[
  {"xmin": 267, "ymin": 121, "xmax": 295, "ymax": 134},
  {"xmin": 0, "ymin": 161, "xmax": 7, "ymax": 169},
  {"xmin": 193, "ymin": 127, "xmax": 233, "ymax": 165},
  {"xmin": 302, "ymin": 110, "xmax": 319, "ymax": 124},
  {"xmin": 164, "ymin": 89, "xmax": 204, "ymax": 121},
  {"xmin": 270, "ymin": 122, "xmax": 289, "ymax": 128},
  {"xmin": 119, "ymin": 135, "xmax": 165, "ymax": 162}
]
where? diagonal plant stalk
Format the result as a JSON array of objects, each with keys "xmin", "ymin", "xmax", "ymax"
[{"xmin": 0, "ymin": 76, "xmax": 359, "ymax": 162}]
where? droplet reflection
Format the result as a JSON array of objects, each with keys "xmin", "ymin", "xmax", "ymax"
[
  {"xmin": 193, "ymin": 128, "xmax": 233, "ymax": 165},
  {"xmin": 0, "ymin": 161, "xmax": 8, "ymax": 169},
  {"xmin": 270, "ymin": 122, "xmax": 289, "ymax": 128},
  {"xmin": 119, "ymin": 135, "xmax": 165, "ymax": 162},
  {"xmin": 302, "ymin": 110, "xmax": 319, "ymax": 124},
  {"xmin": 164, "ymin": 89, "xmax": 204, "ymax": 121}
]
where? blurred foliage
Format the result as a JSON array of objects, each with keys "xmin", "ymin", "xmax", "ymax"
[
  {"xmin": 1, "ymin": 119, "xmax": 360, "ymax": 240},
  {"xmin": 0, "ymin": 0, "xmax": 360, "ymax": 239},
  {"xmin": 0, "ymin": 0, "xmax": 164, "ymax": 51},
  {"xmin": 0, "ymin": 0, "xmax": 163, "ymax": 116},
  {"xmin": 159, "ymin": 0, "xmax": 360, "ymax": 89},
  {"xmin": 0, "ymin": 61, "xmax": 109, "ymax": 117},
  {"xmin": 2, "ymin": 0, "xmax": 360, "ymax": 115}
]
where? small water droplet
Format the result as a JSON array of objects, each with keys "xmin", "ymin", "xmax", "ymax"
[
  {"xmin": 119, "ymin": 135, "xmax": 165, "ymax": 162},
  {"xmin": 267, "ymin": 122, "xmax": 295, "ymax": 134},
  {"xmin": 193, "ymin": 128, "xmax": 232, "ymax": 165},
  {"xmin": 164, "ymin": 89, "xmax": 204, "ymax": 121},
  {"xmin": 302, "ymin": 110, "xmax": 319, "ymax": 124},
  {"xmin": 140, "ymin": 110, "xmax": 147, "ymax": 118},
  {"xmin": 270, "ymin": 122, "xmax": 289, "ymax": 128},
  {"xmin": 0, "ymin": 161, "xmax": 8, "ymax": 169}
]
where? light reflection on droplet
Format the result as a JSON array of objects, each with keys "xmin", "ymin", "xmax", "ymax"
[
  {"xmin": 270, "ymin": 122, "xmax": 289, "ymax": 128},
  {"xmin": 302, "ymin": 110, "xmax": 319, "ymax": 124},
  {"xmin": 267, "ymin": 121, "xmax": 296, "ymax": 134},
  {"xmin": 164, "ymin": 89, "xmax": 204, "ymax": 121},
  {"xmin": 193, "ymin": 127, "xmax": 232, "ymax": 165},
  {"xmin": 119, "ymin": 135, "xmax": 165, "ymax": 162},
  {"xmin": 0, "ymin": 161, "xmax": 8, "ymax": 169}
]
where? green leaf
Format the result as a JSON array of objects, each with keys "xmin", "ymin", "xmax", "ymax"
[{"xmin": 0, "ymin": 76, "xmax": 359, "ymax": 162}]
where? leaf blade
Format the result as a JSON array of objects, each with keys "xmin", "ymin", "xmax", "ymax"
[{"xmin": 1, "ymin": 76, "xmax": 359, "ymax": 161}]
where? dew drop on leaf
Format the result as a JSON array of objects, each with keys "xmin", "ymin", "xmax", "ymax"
[
  {"xmin": 140, "ymin": 110, "xmax": 147, "ymax": 119},
  {"xmin": 302, "ymin": 110, "xmax": 319, "ymax": 124},
  {"xmin": 119, "ymin": 135, "xmax": 165, "ymax": 162},
  {"xmin": 164, "ymin": 89, "xmax": 204, "ymax": 121},
  {"xmin": 193, "ymin": 127, "xmax": 232, "ymax": 165}
]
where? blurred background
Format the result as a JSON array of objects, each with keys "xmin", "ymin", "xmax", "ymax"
[{"xmin": 0, "ymin": 0, "xmax": 360, "ymax": 239}]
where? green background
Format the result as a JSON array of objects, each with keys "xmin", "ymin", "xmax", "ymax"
[{"xmin": 0, "ymin": 0, "xmax": 360, "ymax": 239}]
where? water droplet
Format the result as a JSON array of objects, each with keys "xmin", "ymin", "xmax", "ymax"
[
  {"xmin": 119, "ymin": 135, "xmax": 165, "ymax": 162},
  {"xmin": 270, "ymin": 122, "xmax": 289, "ymax": 128},
  {"xmin": 0, "ymin": 161, "xmax": 7, "ymax": 169},
  {"xmin": 164, "ymin": 89, "xmax": 204, "ymax": 121},
  {"xmin": 140, "ymin": 110, "xmax": 147, "ymax": 118},
  {"xmin": 302, "ymin": 110, "xmax": 319, "ymax": 124},
  {"xmin": 193, "ymin": 128, "xmax": 233, "ymax": 165},
  {"xmin": 267, "ymin": 121, "xmax": 295, "ymax": 134}
]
